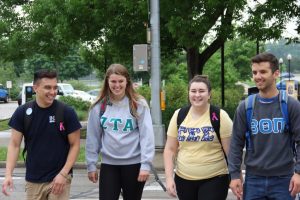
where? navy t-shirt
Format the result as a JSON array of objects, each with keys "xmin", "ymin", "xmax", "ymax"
[{"xmin": 9, "ymin": 100, "xmax": 81, "ymax": 183}]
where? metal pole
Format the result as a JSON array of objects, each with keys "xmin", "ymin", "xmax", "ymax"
[
  {"xmin": 150, "ymin": 0, "xmax": 165, "ymax": 148},
  {"xmin": 289, "ymin": 60, "xmax": 291, "ymax": 81},
  {"xmin": 256, "ymin": 38, "xmax": 259, "ymax": 55},
  {"xmin": 221, "ymin": 43, "xmax": 225, "ymax": 108}
]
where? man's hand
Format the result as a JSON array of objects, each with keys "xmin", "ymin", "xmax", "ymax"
[
  {"xmin": 2, "ymin": 176, "xmax": 14, "ymax": 196},
  {"xmin": 51, "ymin": 173, "xmax": 68, "ymax": 195},
  {"xmin": 165, "ymin": 176, "xmax": 177, "ymax": 198},
  {"xmin": 88, "ymin": 171, "xmax": 98, "ymax": 183},
  {"xmin": 230, "ymin": 179, "xmax": 243, "ymax": 200},
  {"xmin": 289, "ymin": 173, "xmax": 300, "ymax": 197},
  {"xmin": 138, "ymin": 170, "xmax": 149, "ymax": 182}
]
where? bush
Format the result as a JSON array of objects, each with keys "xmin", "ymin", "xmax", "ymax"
[
  {"xmin": 137, "ymin": 75, "xmax": 188, "ymax": 128},
  {"xmin": 59, "ymin": 96, "xmax": 90, "ymax": 121},
  {"xmin": 9, "ymin": 86, "xmax": 20, "ymax": 100},
  {"xmin": 137, "ymin": 85, "xmax": 151, "ymax": 103},
  {"xmin": 66, "ymin": 80, "xmax": 94, "ymax": 91},
  {"xmin": 163, "ymin": 75, "xmax": 188, "ymax": 127},
  {"xmin": 211, "ymin": 86, "xmax": 244, "ymax": 119},
  {"xmin": 59, "ymin": 95, "xmax": 90, "ymax": 111}
]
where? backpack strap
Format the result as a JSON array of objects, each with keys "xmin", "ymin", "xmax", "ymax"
[
  {"xmin": 245, "ymin": 94, "xmax": 256, "ymax": 151},
  {"xmin": 22, "ymin": 100, "xmax": 36, "ymax": 160},
  {"xmin": 177, "ymin": 105, "xmax": 191, "ymax": 129},
  {"xmin": 24, "ymin": 100, "xmax": 35, "ymax": 133},
  {"xmin": 55, "ymin": 101, "xmax": 67, "ymax": 142},
  {"xmin": 209, "ymin": 105, "xmax": 227, "ymax": 163},
  {"xmin": 99, "ymin": 98, "xmax": 107, "ymax": 118},
  {"xmin": 279, "ymin": 90, "xmax": 289, "ymax": 132},
  {"xmin": 278, "ymin": 91, "xmax": 295, "ymax": 156},
  {"xmin": 210, "ymin": 105, "xmax": 220, "ymax": 142}
]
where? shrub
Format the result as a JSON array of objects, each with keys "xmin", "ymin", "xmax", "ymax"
[
  {"xmin": 211, "ymin": 86, "xmax": 244, "ymax": 119},
  {"xmin": 163, "ymin": 75, "xmax": 188, "ymax": 127},
  {"xmin": 58, "ymin": 96, "xmax": 90, "ymax": 121},
  {"xmin": 137, "ymin": 75, "xmax": 188, "ymax": 128},
  {"xmin": 66, "ymin": 80, "xmax": 94, "ymax": 91},
  {"xmin": 9, "ymin": 86, "xmax": 20, "ymax": 100},
  {"xmin": 59, "ymin": 95, "xmax": 90, "ymax": 111},
  {"xmin": 137, "ymin": 85, "xmax": 151, "ymax": 103}
]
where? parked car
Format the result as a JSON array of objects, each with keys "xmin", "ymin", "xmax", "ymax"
[
  {"xmin": 73, "ymin": 90, "xmax": 95, "ymax": 103},
  {"xmin": 17, "ymin": 91, "xmax": 22, "ymax": 106},
  {"xmin": 87, "ymin": 89, "xmax": 99, "ymax": 97},
  {"xmin": 0, "ymin": 84, "xmax": 9, "ymax": 103}
]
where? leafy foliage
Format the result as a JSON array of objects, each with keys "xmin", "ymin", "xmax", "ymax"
[
  {"xmin": 1, "ymin": 0, "xmax": 300, "ymax": 81},
  {"xmin": 59, "ymin": 95, "xmax": 90, "ymax": 120}
]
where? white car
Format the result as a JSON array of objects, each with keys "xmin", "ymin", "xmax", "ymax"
[
  {"xmin": 87, "ymin": 89, "xmax": 99, "ymax": 97},
  {"xmin": 72, "ymin": 90, "xmax": 95, "ymax": 103},
  {"xmin": 21, "ymin": 83, "xmax": 75, "ymax": 105}
]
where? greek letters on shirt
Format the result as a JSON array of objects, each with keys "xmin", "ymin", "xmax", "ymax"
[
  {"xmin": 177, "ymin": 126, "xmax": 215, "ymax": 142},
  {"xmin": 100, "ymin": 116, "xmax": 135, "ymax": 132},
  {"xmin": 49, "ymin": 116, "xmax": 55, "ymax": 123},
  {"xmin": 250, "ymin": 117, "xmax": 285, "ymax": 134}
]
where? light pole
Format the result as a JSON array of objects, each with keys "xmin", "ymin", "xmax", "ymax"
[
  {"xmin": 279, "ymin": 58, "xmax": 283, "ymax": 87},
  {"xmin": 287, "ymin": 54, "xmax": 292, "ymax": 81}
]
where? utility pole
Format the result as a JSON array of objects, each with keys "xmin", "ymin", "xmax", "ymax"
[{"xmin": 150, "ymin": 0, "xmax": 165, "ymax": 148}]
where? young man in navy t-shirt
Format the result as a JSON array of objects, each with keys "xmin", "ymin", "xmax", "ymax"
[{"xmin": 2, "ymin": 69, "xmax": 81, "ymax": 200}]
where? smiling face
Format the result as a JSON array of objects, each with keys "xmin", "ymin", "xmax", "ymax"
[
  {"xmin": 33, "ymin": 78, "xmax": 58, "ymax": 108},
  {"xmin": 108, "ymin": 73, "xmax": 127, "ymax": 100},
  {"xmin": 252, "ymin": 61, "xmax": 279, "ymax": 93},
  {"xmin": 189, "ymin": 81, "xmax": 210, "ymax": 108}
]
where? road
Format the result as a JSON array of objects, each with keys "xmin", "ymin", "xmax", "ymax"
[
  {"xmin": 0, "ymin": 101, "xmax": 18, "ymax": 120},
  {"xmin": 0, "ymin": 168, "xmax": 238, "ymax": 200}
]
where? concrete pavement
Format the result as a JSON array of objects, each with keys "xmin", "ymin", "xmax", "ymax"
[{"xmin": 0, "ymin": 129, "xmax": 165, "ymax": 171}]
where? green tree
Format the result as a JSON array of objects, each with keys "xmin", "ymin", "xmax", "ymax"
[{"xmin": 1, "ymin": 0, "xmax": 299, "ymax": 80}]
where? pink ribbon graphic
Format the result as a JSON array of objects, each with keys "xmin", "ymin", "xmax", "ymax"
[
  {"xmin": 211, "ymin": 112, "xmax": 219, "ymax": 121},
  {"xmin": 60, "ymin": 122, "xmax": 65, "ymax": 131}
]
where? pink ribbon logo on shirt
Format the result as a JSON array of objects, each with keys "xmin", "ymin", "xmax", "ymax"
[
  {"xmin": 60, "ymin": 122, "xmax": 65, "ymax": 131},
  {"xmin": 211, "ymin": 112, "xmax": 219, "ymax": 121}
]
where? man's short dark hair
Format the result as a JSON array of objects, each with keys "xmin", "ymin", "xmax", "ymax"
[
  {"xmin": 251, "ymin": 52, "xmax": 279, "ymax": 73},
  {"xmin": 33, "ymin": 69, "xmax": 57, "ymax": 84}
]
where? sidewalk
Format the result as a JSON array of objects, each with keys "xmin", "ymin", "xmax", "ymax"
[{"xmin": 0, "ymin": 129, "xmax": 165, "ymax": 171}]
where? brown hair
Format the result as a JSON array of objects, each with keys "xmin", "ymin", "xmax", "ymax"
[
  {"xmin": 188, "ymin": 75, "xmax": 211, "ymax": 92},
  {"xmin": 91, "ymin": 64, "xmax": 140, "ymax": 118},
  {"xmin": 251, "ymin": 52, "xmax": 279, "ymax": 73},
  {"xmin": 34, "ymin": 69, "xmax": 57, "ymax": 84}
]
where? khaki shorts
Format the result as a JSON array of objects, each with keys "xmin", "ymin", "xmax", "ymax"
[{"xmin": 25, "ymin": 175, "xmax": 72, "ymax": 200}]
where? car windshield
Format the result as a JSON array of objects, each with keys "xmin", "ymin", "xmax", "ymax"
[{"xmin": 61, "ymin": 85, "xmax": 74, "ymax": 94}]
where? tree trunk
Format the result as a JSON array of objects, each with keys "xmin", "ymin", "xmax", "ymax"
[{"xmin": 186, "ymin": 47, "xmax": 202, "ymax": 80}]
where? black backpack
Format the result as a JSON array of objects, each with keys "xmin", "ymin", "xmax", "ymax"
[
  {"xmin": 22, "ymin": 100, "xmax": 66, "ymax": 159},
  {"xmin": 176, "ymin": 104, "xmax": 227, "ymax": 162}
]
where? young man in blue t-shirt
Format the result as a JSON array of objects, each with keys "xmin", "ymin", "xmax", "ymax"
[{"xmin": 1, "ymin": 69, "xmax": 81, "ymax": 200}]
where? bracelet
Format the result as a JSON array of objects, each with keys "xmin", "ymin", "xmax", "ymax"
[{"xmin": 59, "ymin": 172, "xmax": 69, "ymax": 180}]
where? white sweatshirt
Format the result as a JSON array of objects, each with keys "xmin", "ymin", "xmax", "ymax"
[{"xmin": 86, "ymin": 96, "xmax": 155, "ymax": 172}]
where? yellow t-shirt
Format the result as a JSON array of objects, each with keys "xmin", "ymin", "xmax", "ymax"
[{"xmin": 167, "ymin": 106, "xmax": 232, "ymax": 180}]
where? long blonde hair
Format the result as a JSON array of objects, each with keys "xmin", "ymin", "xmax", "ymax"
[{"xmin": 91, "ymin": 64, "xmax": 140, "ymax": 118}]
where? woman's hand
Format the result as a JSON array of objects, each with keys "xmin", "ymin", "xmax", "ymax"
[
  {"xmin": 138, "ymin": 170, "xmax": 150, "ymax": 182},
  {"xmin": 88, "ymin": 171, "xmax": 99, "ymax": 183}
]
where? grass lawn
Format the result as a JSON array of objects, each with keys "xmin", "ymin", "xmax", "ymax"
[
  {"xmin": 0, "ymin": 119, "xmax": 9, "ymax": 131},
  {"xmin": 0, "ymin": 147, "xmax": 86, "ymax": 162}
]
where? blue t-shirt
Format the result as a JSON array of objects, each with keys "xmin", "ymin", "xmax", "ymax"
[{"xmin": 9, "ymin": 100, "xmax": 81, "ymax": 183}]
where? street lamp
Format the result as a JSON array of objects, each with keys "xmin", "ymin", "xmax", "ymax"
[
  {"xmin": 279, "ymin": 58, "xmax": 283, "ymax": 87},
  {"xmin": 287, "ymin": 54, "xmax": 292, "ymax": 81}
]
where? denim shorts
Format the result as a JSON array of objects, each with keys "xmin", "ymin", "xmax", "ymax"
[{"xmin": 243, "ymin": 173, "xmax": 293, "ymax": 200}]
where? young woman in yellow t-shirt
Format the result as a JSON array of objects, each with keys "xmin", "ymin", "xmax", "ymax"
[{"xmin": 164, "ymin": 75, "xmax": 232, "ymax": 200}]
